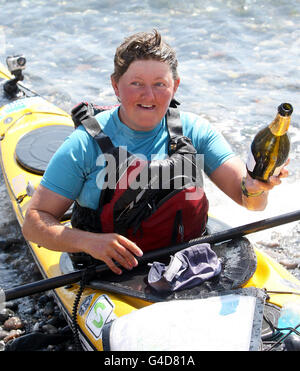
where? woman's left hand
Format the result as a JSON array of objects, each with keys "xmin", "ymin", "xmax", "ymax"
[{"xmin": 244, "ymin": 158, "xmax": 290, "ymax": 193}]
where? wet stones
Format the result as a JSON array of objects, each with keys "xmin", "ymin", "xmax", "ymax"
[
  {"xmin": 279, "ymin": 259, "xmax": 299, "ymax": 270},
  {"xmin": 3, "ymin": 316, "xmax": 24, "ymax": 331},
  {"xmin": 0, "ymin": 308, "xmax": 15, "ymax": 323},
  {"xmin": 0, "ymin": 293, "xmax": 74, "ymax": 351},
  {"xmin": 255, "ymin": 228, "xmax": 300, "ymax": 272},
  {"xmin": 0, "ymin": 310, "xmax": 25, "ymax": 344},
  {"xmin": 2, "ymin": 329, "xmax": 23, "ymax": 343},
  {"xmin": 0, "ymin": 328, "xmax": 9, "ymax": 340},
  {"xmin": 256, "ymin": 240, "xmax": 280, "ymax": 249}
]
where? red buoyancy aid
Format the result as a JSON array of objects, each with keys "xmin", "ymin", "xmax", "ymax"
[{"xmin": 70, "ymin": 102, "xmax": 209, "ymax": 252}]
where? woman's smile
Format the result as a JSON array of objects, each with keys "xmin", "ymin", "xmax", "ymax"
[{"xmin": 138, "ymin": 104, "xmax": 155, "ymax": 109}]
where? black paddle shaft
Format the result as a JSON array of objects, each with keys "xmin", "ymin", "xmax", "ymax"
[
  {"xmin": 3, "ymin": 209, "xmax": 300, "ymax": 301},
  {"xmin": 144, "ymin": 209, "xmax": 300, "ymax": 261}
]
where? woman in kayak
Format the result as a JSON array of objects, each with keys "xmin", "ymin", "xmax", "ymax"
[{"xmin": 22, "ymin": 30, "xmax": 289, "ymax": 275}]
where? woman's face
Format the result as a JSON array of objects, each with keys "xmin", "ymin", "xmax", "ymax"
[{"xmin": 111, "ymin": 59, "xmax": 180, "ymax": 131}]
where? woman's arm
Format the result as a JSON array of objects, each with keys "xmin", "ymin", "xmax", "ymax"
[
  {"xmin": 209, "ymin": 156, "xmax": 289, "ymax": 211},
  {"xmin": 22, "ymin": 185, "xmax": 143, "ymax": 274}
]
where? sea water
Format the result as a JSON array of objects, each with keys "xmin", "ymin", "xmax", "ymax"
[{"xmin": 0, "ymin": 0, "xmax": 299, "ymax": 319}]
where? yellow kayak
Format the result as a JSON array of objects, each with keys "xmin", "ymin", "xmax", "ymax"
[{"xmin": 1, "ymin": 59, "xmax": 300, "ymax": 351}]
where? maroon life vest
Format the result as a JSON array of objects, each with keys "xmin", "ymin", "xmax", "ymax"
[{"xmin": 70, "ymin": 102, "xmax": 209, "ymax": 253}]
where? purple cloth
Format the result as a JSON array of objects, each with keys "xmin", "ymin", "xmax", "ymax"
[{"xmin": 148, "ymin": 243, "xmax": 222, "ymax": 292}]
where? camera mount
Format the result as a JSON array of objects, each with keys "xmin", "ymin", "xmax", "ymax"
[{"xmin": 3, "ymin": 55, "xmax": 26, "ymax": 98}]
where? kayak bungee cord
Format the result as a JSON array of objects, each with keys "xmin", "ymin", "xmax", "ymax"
[
  {"xmin": 71, "ymin": 265, "xmax": 98, "ymax": 351},
  {"xmin": 71, "ymin": 270, "xmax": 87, "ymax": 351},
  {"xmin": 261, "ymin": 289, "xmax": 300, "ymax": 351},
  {"xmin": 266, "ymin": 290, "xmax": 300, "ymax": 296},
  {"xmin": 264, "ymin": 323, "xmax": 300, "ymax": 351}
]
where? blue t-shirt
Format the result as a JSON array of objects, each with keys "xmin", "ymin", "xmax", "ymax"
[{"xmin": 41, "ymin": 107, "xmax": 235, "ymax": 210}]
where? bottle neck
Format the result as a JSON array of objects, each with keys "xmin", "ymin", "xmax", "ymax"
[{"xmin": 269, "ymin": 114, "xmax": 291, "ymax": 136}]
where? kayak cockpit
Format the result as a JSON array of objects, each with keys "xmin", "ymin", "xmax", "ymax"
[{"xmin": 60, "ymin": 217, "xmax": 257, "ymax": 303}]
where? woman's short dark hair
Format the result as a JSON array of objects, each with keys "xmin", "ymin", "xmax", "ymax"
[{"xmin": 112, "ymin": 29, "xmax": 179, "ymax": 82}]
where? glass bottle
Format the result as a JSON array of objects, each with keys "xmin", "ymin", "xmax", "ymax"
[{"xmin": 246, "ymin": 103, "xmax": 293, "ymax": 182}]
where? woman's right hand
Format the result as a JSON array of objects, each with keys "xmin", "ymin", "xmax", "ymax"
[
  {"xmin": 22, "ymin": 185, "xmax": 143, "ymax": 276},
  {"xmin": 82, "ymin": 232, "xmax": 144, "ymax": 275}
]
